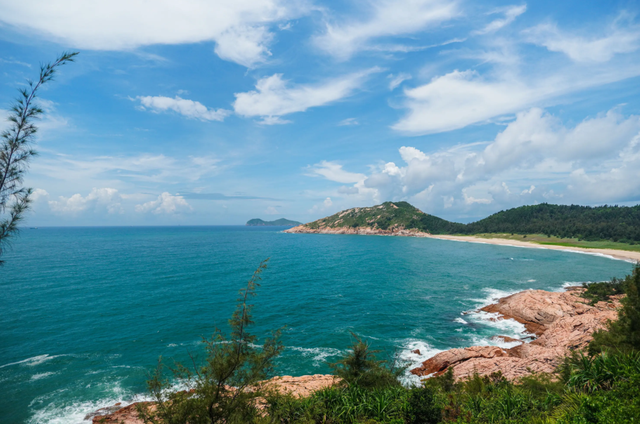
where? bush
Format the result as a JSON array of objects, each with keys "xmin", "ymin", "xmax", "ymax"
[
  {"xmin": 405, "ymin": 386, "xmax": 441, "ymax": 424},
  {"xmin": 590, "ymin": 263, "xmax": 640, "ymax": 354},
  {"xmin": 137, "ymin": 260, "xmax": 284, "ymax": 424},
  {"xmin": 329, "ymin": 333, "xmax": 404, "ymax": 389},
  {"xmin": 581, "ymin": 278, "xmax": 625, "ymax": 305}
]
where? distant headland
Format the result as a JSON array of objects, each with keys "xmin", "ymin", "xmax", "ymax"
[
  {"xmin": 285, "ymin": 201, "xmax": 640, "ymax": 261},
  {"xmin": 246, "ymin": 218, "xmax": 302, "ymax": 227}
]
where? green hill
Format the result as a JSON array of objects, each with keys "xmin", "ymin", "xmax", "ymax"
[
  {"xmin": 246, "ymin": 218, "xmax": 302, "ymax": 227},
  {"xmin": 298, "ymin": 202, "xmax": 640, "ymax": 243},
  {"xmin": 461, "ymin": 203, "xmax": 640, "ymax": 243},
  {"xmin": 303, "ymin": 201, "xmax": 464, "ymax": 234}
]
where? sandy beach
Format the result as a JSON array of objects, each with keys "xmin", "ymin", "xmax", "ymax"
[{"xmin": 428, "ymin": 234, "xmax": 640, "ymax": 263}]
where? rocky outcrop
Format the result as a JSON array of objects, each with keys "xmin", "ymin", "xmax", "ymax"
[
  {"xmin": 284, "ymin": 225, "xmax": 430, "ymax": 237},
  {"xmin": 411, "ymin": 288, "xmax": 621, "ymax": 381},
  {"xmin": 90, "ymin": 374, "xmax": 339, "ymax": 424}
]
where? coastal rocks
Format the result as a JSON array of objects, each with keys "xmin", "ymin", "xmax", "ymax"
[
  {"xmin": 411, "ymin": 288, "xmax": 621, "ymax": 381},
  {"xmin": 284, "ymin": 225, "xmax": 430, "ymax": 237},
  {"xmin": 91, "ymin": 374, "xmax": 338, "ymax": 424}
]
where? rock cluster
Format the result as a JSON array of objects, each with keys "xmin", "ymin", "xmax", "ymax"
[
  {"xmin": 411, "ymin": 288, "xmax": 621, "ymax": 381},
  {"xmin": 90, "ymin": 374, "xmax": 339, "ymax": 424}
]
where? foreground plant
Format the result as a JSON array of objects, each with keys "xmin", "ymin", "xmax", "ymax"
[
  {"xmin": 0, "ymin": 52, "xmax": 77, "ymax": 264},
  {"xmin": 138, "ymin": 259, "xmax": 284, "ymax": 424}
]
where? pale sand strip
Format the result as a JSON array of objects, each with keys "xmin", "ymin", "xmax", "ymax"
[{"xmin": 427, "ymin": 234, "xmax": 640, "ymax": 263}]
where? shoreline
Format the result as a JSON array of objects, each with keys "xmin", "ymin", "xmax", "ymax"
[{"xmin": 427, "ymin": 234, "xmax": 640, "ymax": 263}]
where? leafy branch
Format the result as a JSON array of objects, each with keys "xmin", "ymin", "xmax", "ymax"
[{"xmin": 0, "ymin": 51, "xmax": 78, "ymax": 264}]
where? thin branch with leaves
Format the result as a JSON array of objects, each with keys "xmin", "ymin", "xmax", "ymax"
[{"xmin": 0, "ymin": 51, "xmax": 78, "ymax": 264}]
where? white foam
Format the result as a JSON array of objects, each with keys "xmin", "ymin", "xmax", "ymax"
[
  {"xmin": 470, "ymin": 287, "xmax": 524, "ymax": 308},
  {"xmin": 454, "ymin": 318, "xmax": 468, "ymax": 324},
  {"xmin": 0, "ymin": 354, "xmax": 63, "ymax": 369},
  {"xmin": 30, "ymin": 372, "xmax": 57, "ymax": 381},
  {"xmin": 397, "ymin": 340, "xmax": 444, "ymax": 386},
  {"xmin": 288, "ymin": 346, "xmax": 343, "ymax": 365},
  {"xmin": 465, "ymin": 310, "xmax": 531, "ymax": 340}
]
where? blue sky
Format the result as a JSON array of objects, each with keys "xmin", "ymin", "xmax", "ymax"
[{"xmin": 1, "ymin": 0, "xmax": 640, "ymax": 226}]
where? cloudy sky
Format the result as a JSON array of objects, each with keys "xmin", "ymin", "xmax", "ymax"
[{"xmin": 1, "ymin": 0, "xmax": 640, "ymax": 226}]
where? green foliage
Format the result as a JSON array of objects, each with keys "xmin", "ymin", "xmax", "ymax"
[
  {"xmin": 267, "ymin": 385, "xmax": 409, "ymax": 424},
  {"xmin": 405, "ymin": 386, "xmax": 440, "ymax": 424},
  {"xmin": 0, "ymin": 51, "xmax": 77, "ymax": 264},
  {"xmin": 462, "ymin": 203, "xmax": 640, "ymax": 243},
  {"xmin": 329, "ymin": 333, "xmax": 404, "ymax": 389},
  {"xmin": 581, "ymin": 278, "xmax": 625, "ymax": 305},
  {"xmin": 138, "ymin": 260, "xmax": 284, "ymax": 424},
  {"xmin": 589, "ymin": 263, "xmax": 640, "ymax": 354}
]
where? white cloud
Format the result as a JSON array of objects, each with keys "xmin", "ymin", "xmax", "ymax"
[
  {"xmin": 135, "ymin": 192, "xmax": 192, "ymax": 214},
  {"xmin": 137, "ymin": 96, "xmax": 230, "ymax": 122},
  {"xmin": 393, "ymin": 70, "xmax": 537, "ymax": 134},
  {"xmin": 473, "ymin": 5, "xmax": 526, "ymax": 35},
  {"xmin": 233, "ymin": 69, "xmax": 378, "ymax": 123},
  {"xmin": 525, "ymin": 21, "xmax": 640, "ymax": 63},
  {"xmin": 214, "ymin": 25, "xmax": 273, "ymax": 68},
  {"xmin": 34, "ymin": 153, "xmax": 222, "ymax": 186},
  {"xmin": 307, "ymin": 161, "xmax": 366, "ymax": 184},
  {"xmin": 314, "ymin": 0, "xmax": 459, "ymax": 59},
  {"xmin": 323, "ymin": 197, "xmax": 333, "ymax": 207},
  {"xmin": 0, "ymin": 0, "xmax": 307, "ymax": 67},
  {"xmin": 338, "ymin": 117, "xmax": 359, "ymax": 126},
  {"xmin": 49, "ymin": 188, "xmax": 123, "ymax": 215},
  {"xmin": 265, "ymin": 206, "xmax": 279, "ymax": 215},
  {"xmin": 388, "ymin": 73, "xmax": 412, "ymax": 90},
  {"xmin": 30, "ymin": 188, "xmax": 49, "ymax": 202},
  {"xmin": 326, "ymin": 107, "xmax": 640, "ymax": 215}
]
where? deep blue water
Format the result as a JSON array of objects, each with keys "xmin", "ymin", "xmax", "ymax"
[{"xmin": 0, "ymin": 226, "xmax": 634, "ymax": 423}]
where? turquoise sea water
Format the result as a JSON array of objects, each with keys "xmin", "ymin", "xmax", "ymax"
[{"xmin": 0, "ymin": 226, "xmax": 634, "ymax": 424}]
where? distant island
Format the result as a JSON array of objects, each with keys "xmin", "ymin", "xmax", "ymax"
[
  {"xmin": 246, "ymin": 218, "xmax": 302, "ymax": 227},
  {"xmin": 285, "ymin": 201, "xmax": 640, "ymax": 255}
]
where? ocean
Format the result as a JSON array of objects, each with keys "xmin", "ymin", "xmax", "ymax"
[{"xmin": 0, "ymin": 226, "xmax": 634, "ymax": 423}]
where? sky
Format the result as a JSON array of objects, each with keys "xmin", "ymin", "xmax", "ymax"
[{"xmin": 1, "ymin": 0, "xmax": 640, "ymax": 226}]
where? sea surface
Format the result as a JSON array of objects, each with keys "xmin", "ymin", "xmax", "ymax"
[{"xmin": 0, "ymin": 226, "xmax": 634, "ymax": 424}]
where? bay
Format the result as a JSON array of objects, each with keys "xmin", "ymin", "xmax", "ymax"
[{"xmin": 0, "ymin": 226, "xmax": 633, "ymax": 423}]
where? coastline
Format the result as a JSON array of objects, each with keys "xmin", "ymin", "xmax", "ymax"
[{"xmin": 427, "ymin": 234, "xmax": 640, "ymax": 263}]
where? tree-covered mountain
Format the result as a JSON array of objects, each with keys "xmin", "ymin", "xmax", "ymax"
[
  {"xmin": 460, "ymin": 203, "xmax": 640, "ymax": 243},
  {"xmin": 297, "ymin": 202, "xmax": 640, "ymax": 243},
  {"xmin": 246, "ymin": 218, "xmax": 302, "ymax": 227}
]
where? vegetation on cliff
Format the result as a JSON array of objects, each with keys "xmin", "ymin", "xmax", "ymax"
[{"xmin": 246, "ymin": 218, "xmax": 302, "ymax": 226}]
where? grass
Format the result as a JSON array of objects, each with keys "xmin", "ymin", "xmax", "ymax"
[{"xmin": 461, "ymin": 233, "xmax": 640, "ymax": 253}]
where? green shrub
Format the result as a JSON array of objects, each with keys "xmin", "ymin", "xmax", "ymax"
[
  {"xmin": 581, "ymin": 279, "xmax": 625, "ymax": 305},
  {"xmin": 329, "ymin": 333, "xmax": 404, "ymax": 389},
  {"xmin": 405, "ymin": 386, "xmax": 441, "ymax": 424}
]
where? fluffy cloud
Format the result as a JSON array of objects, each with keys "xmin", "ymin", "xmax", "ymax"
[
  {"xmin": 314, "ymin": 108, "xmax": 640, "ymax": 216},
  {"xmin": 392, "ymin": 70, "xmax": 537, "ymax": 134},
  {"xmin": 0, "ymin": 0, "xmax": 307, "ymax": 67},
  {"xmin": 388, "ymin": 73, "xmax": 412, "ymax": 90},
  {"xmin": 49, "ymin": 188, "xmax": 124, "ymax": 215},
  {"xmin": 525, "ymin": 21, "xmax": 640, "ymax": 63},
  {"xmin": 135, "ymin": 192, "xmax": 192, "ymax": 214},
  {"xmin": 313, "ymin": 0, "xmax": 459, "ymax": 59},
  {"xmin": 233, "ymin": 69, "xmax": 378, "ymax": 123},
  {"xmin": 137, "ymin": 96, "xmax": 230, "ymax": 122},
  {"xmin": 136, "ymin": 96, "xmax": 231, "ymax": 121}
]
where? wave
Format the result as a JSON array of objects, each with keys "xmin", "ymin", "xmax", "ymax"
[
  {"xmin": 469, "ymin": 287, "xmax": 524, "ymax": 308},
  {"xmin": 397, "ymin": 339, "xmax": 444, "ymax": 386},
  {"xmin": 0, "ymin": 354, "xmax": 64, "ymax": 369},
  {"xmin": 30, "ymin": 372, "xmax": 58, "ymax": 381},
  {"xmin": 454, "ymin": 317, "xmax": 468, "ymax": 324},
  {"xmin": 288, "ymin": 346, "xmax": 343, "ymax": 365}
]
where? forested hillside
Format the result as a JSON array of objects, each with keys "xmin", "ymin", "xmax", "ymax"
[{"xmin": 461, "ymin": 204, "xmax": 640, "ymax": 243}]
